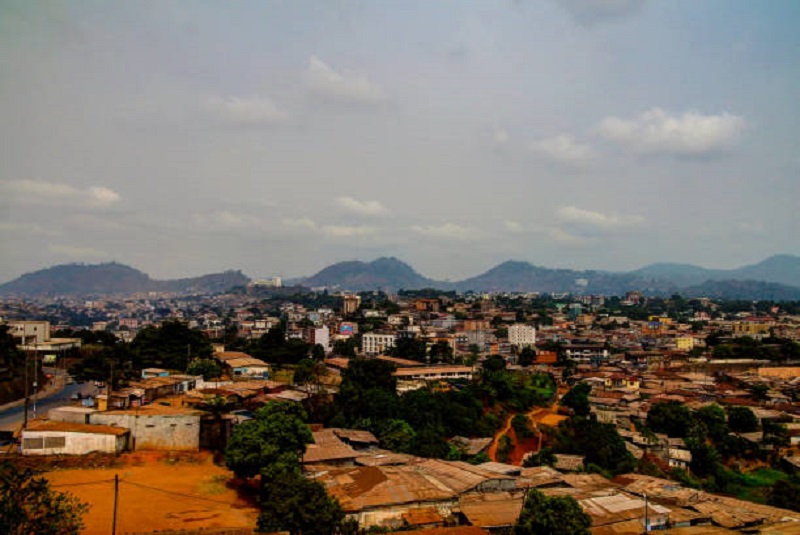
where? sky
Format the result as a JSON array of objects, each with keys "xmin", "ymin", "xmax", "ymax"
[{"xmin": 1, "ymin": 0, "xmax": 799, "ymax": 283}]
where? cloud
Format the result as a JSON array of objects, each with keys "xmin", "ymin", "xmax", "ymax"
[
  {"xmin": 335, "ymin": 196, "xmax": 389, "ymax": 216},
  {"xmin": 504, "ymin": 220, "xmax": 525, "ymax": 233},
  {"xmin": 0, "ymin": 222, "xmax": 61, "ymax": 236},
  {"xmin": 282, "ymin": 218, "xmax": 318, "ymax": 231},
  {"xmin": 557, "ymin": 205, "xmax": 645, "ymax": 231},
  {"xmin": 556, "ymin": 0, "xmax": 646, "ymax": 25},
  {"xmin": 194, "ymin": 210, "xmax": 263, "ymax": 230},
  {"xmin": 597, "ymin": 108, "xmax": 745, "ymax": 156},
  {"xmin": 281, "ymin": 218, "xmax": 375, "ymax": 238},
  {"xmin": 494, "ymin": 128, "xmax": 510, "ymax": 146},
  {"xmin": 321, "ymin": 225, "xmax": 375, "ymax": 237},
  {"xmin": 205, "ymin": 96, "xmax": 288, "ymax": 125},
  {"xmin": 413, "ymin": 223, "xmax": 476, "ymax": 241},
  {"xmin": 0, "ymin": 179, "xmax": 121, "ymax": 208},
  {"xmin": 47, "ymin": 244, "xmax": 107, "ymax": 258},
  {"xmin": 531, "ymin": 134, "xmax": 595, "ymax": 166},
  {"xmin": 304, "ymin": 56, "xmax": 386, "ymax": 104}
]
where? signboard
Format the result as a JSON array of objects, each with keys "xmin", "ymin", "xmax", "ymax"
[{"xmin": 43, "ymin": 354, "xmax": 57, "ymax": 364}]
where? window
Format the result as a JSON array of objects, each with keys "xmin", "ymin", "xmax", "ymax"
[
  {"xmin": 23, "ymin": 438, "xmax": 44, "ymax": 449},
  {"xmin": 44, "ymin": 436, "xmax": 66, "ymax": 448}
]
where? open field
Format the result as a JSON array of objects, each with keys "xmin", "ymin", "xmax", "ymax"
[{"xmin": 42, "ymin": 451, "xmax": 259, "ymax": 534}]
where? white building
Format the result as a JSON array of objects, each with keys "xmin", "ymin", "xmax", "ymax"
[
  {"xmin": 362, "ymin": 333, "xmax": 397, "ymax": 356},
  {"xmin": 508, "ymin": 324, "xmax": 536, "ymax": 348}
]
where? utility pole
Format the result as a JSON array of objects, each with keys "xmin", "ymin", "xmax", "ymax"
[
  {"xmin": 23, "ymin": 346, "xmax": 29, "ymax": 429},
  {"xmin": 32, "ymin": 343, "xmax": 38, "ymax": 420},
  {"xmin": 644, "ymin": 493, "xmax": 649, "ymax": 533},
  {"xmin": 112, "ymin": 474, "xmax": 119, "ymax": 535}
]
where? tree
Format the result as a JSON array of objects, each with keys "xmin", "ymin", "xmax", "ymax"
[
  {"xmin": 515, "ymin": 489, "xmax": 591, "ymax": 535},
  {"xmin": 224, "ymin": 402, "xmax": 313, "ymax": 479},
  {"xmin": 696, "ymin": 404, "xmax": 728, "ymax": 442},
  {"xmin": 377, "ymin": 419, "xmax": 416, "ymax": 453},
  {"xmin": 647, "ymin": 401, "xmax": 692, "ymax": 438},
  {"xmin": 768, "ymin": 476, "xmax": 800, "ymax": 512},
  {"xmin": 428, "ymin": 341, "xmax": 454, "ymax": 364},
  {"xmin": 728, "ymin": 406, "xmax": 759, "ymax": 433},
  {"xmin": 518, "ymin": 347, "xmax": 536, "ymax": 367},
  {"xmin": 257, "ymin": 462, "xmax": 344, "ymax": 535},
  {"xmin": 0, "ymin": 462, "xmax": 89, "ymax": 534},
  {"xmin": 131, "ymin": 320, "xmax": 213, "ymax": 370},
  {"xmin": 561, "ymin": 383, "xmax": 591, "ymax": 417},
  {"xmin": 186, "ymin": 358, "xmax": 222, "ymax": 380}
]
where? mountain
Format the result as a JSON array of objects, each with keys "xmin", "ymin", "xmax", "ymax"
[
  {"xmin": 682, "ymin": 279, "xmax": 800, "ymax": 301},
  {"xmin": 297, "ymin": 257, "xmax": 438, "ymax": 291},
  {"xmin": 633, "ymin": 255, "xmax": 800, "ymax": 288},
  {"xmin": 0, "ymin": 263, "xmax": 250, "ymax": 297},
  {"xmin": 452, "ymin": 261, "xmax": 676, "ymax": 295}
]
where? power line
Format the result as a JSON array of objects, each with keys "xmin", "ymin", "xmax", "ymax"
[
  {"xmin": 120, "ymin": 479, "xmax": 242, "ymax": 507},
  {"xmin": 51, "ymin": 478, "xmax": 117, "ymax": 488}
]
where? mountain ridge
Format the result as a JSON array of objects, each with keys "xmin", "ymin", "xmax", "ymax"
[{"xmin": 2, "ymin": 254, "xmax": 799, "ymax": 299}]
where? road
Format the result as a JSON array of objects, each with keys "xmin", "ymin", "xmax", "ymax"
[{"xmin": 0, "ymin": 369, "xmax": 100, "ymax": 431}]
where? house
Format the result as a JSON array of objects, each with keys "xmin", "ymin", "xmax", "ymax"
[
  {"xmin": 90, "ymin": 405, "xmax": 204, "ymax": 451},
  {"xmin": 303, "ymin": 428, "xmax": 360, "ymax": 467},
  {"xmin": 214, "ymin": 351, "xmax": 270, "ymax": 380},
  {"xmin": 21, "ymin": 420, "xmax": 129, "ymax": 455},
  {"xmin": 667, "ymin": 448, "xmax": 693, "ymax": 470}
]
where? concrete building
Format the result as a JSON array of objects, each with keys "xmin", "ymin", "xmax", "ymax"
[
  {"xmin": 90, "ymin": 406, "xmax": 204, "ymax": 451},
  {"xmin": 507, "ymin": 324, "xmax": 536, "ymax": 348},
  {"xmin": 21, "ymin": 420, "xmax": 129, "ymax": 456},
  {"xmin": 362, "ymin": 332, "xmax": 397, "ymax": 356},
  {"xmin": 305, "ymin": 326, "xmax": 330, "ymax": 353}
]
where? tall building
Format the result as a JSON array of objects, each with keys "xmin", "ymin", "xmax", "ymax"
[
  {"xmin": 508, "ymin": 324, "xmax": 536, "ymax": 348},
  {"xmin": 362, "ymin": 332, "xmax": 397, "ymax": 356},
  {"xmin": 342, "ymin": 295, "xmax": 361, "ymax": 315}
]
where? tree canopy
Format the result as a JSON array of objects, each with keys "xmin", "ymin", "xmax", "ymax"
[
  {"xmin": 0, "ymin": 462, "xmax": 89, "ymax": 534},
  {"xmin": 515, "ymin": 489, "xmax": 591, "ymax": 535}
]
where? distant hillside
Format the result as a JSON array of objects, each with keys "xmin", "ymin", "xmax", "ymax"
[
  {"xmin": 0, "ymin": 263, "xmax": 250, "ymax": 297},
  {"xmin": 634, "ymin": 255, "xmax": 800, "ymax": 288},
  {"xmin": 298, "ymin": 257, "xmax": 438, "ymax": 291},
  {"xmin": 293, "ymin": 255, "xmax": 800, "ymax": 299},
  {"xmin": 452, "ymin": 261, "xmax": 676, "ymax": 295}
]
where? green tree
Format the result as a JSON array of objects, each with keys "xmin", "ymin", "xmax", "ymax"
[
  {"xmin": 224, "ymin": 402, "xmax": 313, "ymax": 479},
  {"xmin": 0, "ymin": 462, "xmax": 89, "ymax": 534},
  {"xmin": 647, "ymin": 401, "xmax": 692, "ymax": 438},
  {"xmin": 428, "ymin": 341, "xmax": 454, "ymax": 364},
  {"xmin": 257, "ymin": 461, "xmax": 344, "ymax": 535},
  {"xmin": 728, "ymin": 406, "xmax": 759, "ymax": 433},
  {"xmin": 186, "ymin": 358, "xmax": 222, "ymax": 380},
  {"xmin": 696, "ymin": 404, "xmax": 728, "ymax": 442},
  {"xmin": 518, "ymin": 347, "xmax": 536, "ymax": 367},
  {"xmin": 515, "ymin": 489, "xmax": 591, "ymax": 535},
  {"xmin": 768, "ymin": 476, "xmax": 800, "ymax": 512},
  {"xmin": 131, "ymin": 320, "xmax": 213, "ymax": 370},
  {"xmin": 497, "ymin": 434, "xmax": 514, "ymax": 463},
  {"xmin": 388, "ymin": 337, "xmax": 427, "ymax": 361},
  {"xmin": 561, "ymin": 383, "xmax": 591, "ymax": 417},
  {"xmin": 377, "ymin": 419, "xmax": 416, "ymax": 453},
  {"xmin": 0, "ymin": 325, "xmax": 22, "ymax": 369}
]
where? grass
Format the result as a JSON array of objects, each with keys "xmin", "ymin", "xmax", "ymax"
[
  {"xmin": 198, "ymin": 474, "xmax": 229, "ymax": 496},
  {"xmin": 732, "ymin": 468, "xmax": 788, "ymax": 504}
]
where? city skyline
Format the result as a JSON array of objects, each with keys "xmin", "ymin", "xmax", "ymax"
[{"xmin": 1, "ymin": 1, "xmax": 799, "ymax": 282}]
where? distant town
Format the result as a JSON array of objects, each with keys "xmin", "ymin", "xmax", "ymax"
[{"xmin": 2, "ymin": 280, "xmax": 800, "ymax": 533}]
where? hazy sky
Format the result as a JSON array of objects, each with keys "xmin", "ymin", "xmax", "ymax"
[{"xmin": 1, "ymin": 0, "xmax": 799, "ymax": 283}]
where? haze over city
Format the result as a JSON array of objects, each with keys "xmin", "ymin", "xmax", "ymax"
[{"xmin": 1, "ymin": 0, "xmax": 799, "ymax": 283}]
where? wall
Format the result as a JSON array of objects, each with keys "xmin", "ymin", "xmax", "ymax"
[
  {"xmin": 21, "ymin": 431, "xmax": 123, "ymax": 455},
  {"xmin": 91, "ymin": 412, "xmax": 201, "ymax": 451}
]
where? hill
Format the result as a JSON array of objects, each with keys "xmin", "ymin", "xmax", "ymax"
[
  {"xmin": 0, "ymin": 263, "xmax": 250, "ymax": 297},
  {"xmin": 297, "ymin": 257, "xmax": 437, "ymax": 291},
  {"xmin": 634, "ymin": 255, "xmax": 800, "ymax": 288}
]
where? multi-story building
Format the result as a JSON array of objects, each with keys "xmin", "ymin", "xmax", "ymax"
[
  {"xmin": 362, "ymin": 332, "xmax": 397, "ymax": 356},
  {"xmin": 508, "ymin": 324, "xmax": 536, "ymax": 348}
]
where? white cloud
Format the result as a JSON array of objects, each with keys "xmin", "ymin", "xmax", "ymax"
[
  {"xmin": 0, "ymin": 179, "xmax": 121, "ymax": 208},
  {"xmin": 195, "ymin": 210, "xmax": 263, "ymax": 230},
  {"xmin": 0, "ymin": 222, "xmax": 61, "ymax": 236},
  {"xmin": 205, "ymin": 96, "xmax": 288, "ymax": 125},
  {"xmin": 557, "ymin": 205, "xmax": 645, "ymax": 230},
  {"xmin": 597, "ymin": 108, "xmax": 745, "ymax": 156},
  {"xmin": 413, "ymin": 223, "xmax": 476, "ymax": 241},
  {"xmin": 335, "ymin": 196, "xmax": 389, "ymax": 216},
  {"xmin": 282, "ymin": 218, "xmax": 318, "ymax": 231},
  {"xmin": 494, "ymin": 128, "xmax": 510, "ymax": 146},
  {"xmin": 304, "ymin": 56, "xmax": 386, "ymax": 104},
  {"xmin": 557, "ymin": 0, "xmax": 646, "ymax": 25},
  {"xmin": 532, "ymin": 134, "xmax": 595, "ymax": 166},
  {"xmin": 504, "ymin": 220, "xmax": 525, "ymax": 233},
  {"xmin": 321, "ymin": 225, "xmax": 375, "ymax": 237},
  {"xmin": 47, "ymin": 244, "xmax": 107, "ymax": 258}
]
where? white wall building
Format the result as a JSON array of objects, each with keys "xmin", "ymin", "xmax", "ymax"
[
  {"xmin": 362, "ymin": 333, "xmax": 397, "ymax": 356},
  {"xmin": 508, "ymin": 324, "xmax": 536, "ymax": 348}
]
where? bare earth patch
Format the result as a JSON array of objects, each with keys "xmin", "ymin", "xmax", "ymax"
[{"xmin": 43, "ymin": 451, "xmax": 259, "ymax": 534}]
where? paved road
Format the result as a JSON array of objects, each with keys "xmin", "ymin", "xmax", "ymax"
[{"xmin": 0, "ymin": 373, "xmax": 100, "ymax": 431}]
